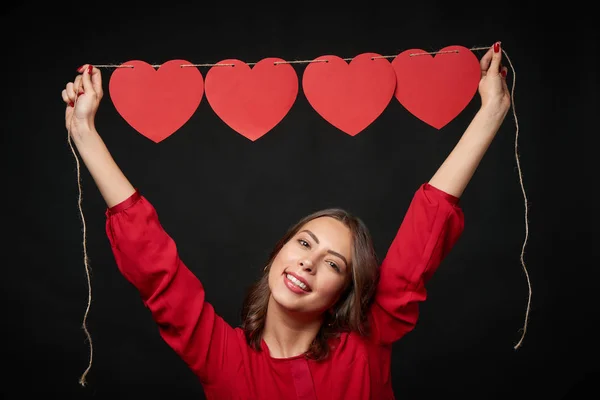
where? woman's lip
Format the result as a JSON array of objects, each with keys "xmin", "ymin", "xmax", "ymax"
[
  {"xmin": 284, "ymin": 271, "xmax": 312, "ymax": 291},
  {"xmin": 284, "ymin": 274, "xmax": 309, "ymax": 294}
]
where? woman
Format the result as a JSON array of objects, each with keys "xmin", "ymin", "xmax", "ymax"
[{"xmin": 62, "ymin": 42, "xmax": 510, "ymax": 399}]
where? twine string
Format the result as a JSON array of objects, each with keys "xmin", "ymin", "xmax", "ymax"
[
  {"xmin": 92, "ymin": 48, "xmax": 476, "ymax": 69},
  {"xmin": 72, "ymin": 44, "xmax": 530, "ymax": 387},
  {"xmin": 500, "ymin": 48, "xmax": 531, "ymax": 350},
  {"xmin": 67, "ymin": 121, "xmax": 93, "ymax": 387}
]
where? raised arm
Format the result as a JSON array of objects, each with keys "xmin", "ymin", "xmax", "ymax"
[
  {"xmin": 368, "ymin": 42, "xmax": 511, "ymax": 345},
  {"xmin": 62, "ymin": 64, "xmax": 135, "ymax": 208},
  {"xmin": 62, "ymin": 65, "xmax": 240, "ymax": 384},
  {"xmin": 429, "ymin": 42, "xmax": 511, "ymax": 197}
]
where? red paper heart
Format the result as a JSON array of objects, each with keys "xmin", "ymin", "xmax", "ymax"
[
  {"xmin": 108, "ymin": 60, "xmax": 204, "ymax": 143},
  {"xmin": 302, "ymin": 53, "xmax": 396, "ymax": 136},
  {"xmin": 391, "ymin": 45, "xmax": 480, "ymax": 129},
  {"xmin": 205, "ymin": 58, "xmax": 298, "ymax": 141}
]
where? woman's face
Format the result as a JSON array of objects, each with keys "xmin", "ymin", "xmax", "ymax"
[{"xmin": 268, "ymin": 216, "xmax": 353, "ymax": 317}]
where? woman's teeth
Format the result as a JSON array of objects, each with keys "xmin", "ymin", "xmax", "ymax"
[{"xmin": 286, "ymin": 274, "xmax": 308, "ymax": 291}]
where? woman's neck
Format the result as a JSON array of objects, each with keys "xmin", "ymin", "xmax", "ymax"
[{"xmin": 262, "ymin": 295, "xmax": 323, "ymax": 359}]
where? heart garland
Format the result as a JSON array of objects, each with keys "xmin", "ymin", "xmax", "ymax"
[
  {"xmin": 108, "ymin": 47, "xmax": 481, "ymax": 141},
  {"xmin": 302, "ymin": 53, "xmax": 397, "ymax": 136},
  {"xmin": 205, "ymin": 58, "xmax": 298, "ymax": 141},
  {"xmin": 392, "ymin": 45, "xmax": 481, "ymax": 129},
  {"xmin": 108, "ymin": 59, "xmax": 204, "ymax": 143}
]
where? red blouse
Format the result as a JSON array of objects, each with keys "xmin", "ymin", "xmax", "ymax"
[{"xmin": 105, "ymin": 183, "xmax": 464, "ymax": 399}]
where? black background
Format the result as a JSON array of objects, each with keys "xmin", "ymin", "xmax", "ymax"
[{"xmin": 2, "ymin": 3, "xmax": 595, "ymax": 399}]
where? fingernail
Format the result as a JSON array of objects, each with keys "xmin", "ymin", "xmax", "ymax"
[
  {"xmin": 77, "ymin": 65, "xmax": 86, "ymax": 73},
  {"xmin": 501, "ymin": 69, "xmax": 507, "ymax": 78},
  {"xmin": 494, "ymin": 42, "xmax": 500, "ymax": 53},
  {"xmin": 88, "ymin": 65, "xmax": 93, "ymax": 74},
  {"xmin": 69, "ymin": 101, "xmax": 74, "ymax": 107},
  {"xmin": 78, "ymin": 91, "xmax": 85, "ymax": 96}
]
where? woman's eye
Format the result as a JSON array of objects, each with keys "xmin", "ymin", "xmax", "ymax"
[
  {"xmin": 298, "ymin": 239, "xmax": 309, "ymax": 247},
  {"xmin": 328, "ymin": 261, "xmax": 340, "ymax": 271}
]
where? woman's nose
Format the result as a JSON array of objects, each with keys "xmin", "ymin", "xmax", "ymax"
[{"xmin": 299, "ymin": 259, "xmax": 314, "ymax": 272}]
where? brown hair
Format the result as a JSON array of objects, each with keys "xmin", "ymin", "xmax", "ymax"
[{"xmin": 240, "ymin": 208, "xmax": 380, "ymax": 361}]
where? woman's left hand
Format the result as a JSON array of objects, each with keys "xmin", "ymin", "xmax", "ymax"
[{"xmin": 478, "ymin": 41, "xmax": 511, "ymax": 117}]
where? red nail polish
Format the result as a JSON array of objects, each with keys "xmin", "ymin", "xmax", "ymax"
[
  {"xmin": 77, "ymin": 65, "xmax": 85, "ymax": 72},
  {"xmin": 501, "ymin": 69, "xmax": 507, "ymax": 77},
  {"xmin": 88, "ymin": 65, "xmax": 93, "ymax": 74},
  {"xmin": 494, "ymin": 42, "xmax": 500, "ymax": 53},
  {"xmin": 69, "ymin": 102, "xmax": 74, "ymax": 107},
  {"xmin": 78, "ymin": 91, "xmax": 85, "ymax": 96}
]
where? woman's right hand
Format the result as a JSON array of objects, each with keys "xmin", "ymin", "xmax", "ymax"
[
  {"xmin": 62, "ymin": 64, "xmax": 103, "ymax": 141},
  {"xmin": 60, "ymin": 64, "xmax": 136, "ymax": 207}
]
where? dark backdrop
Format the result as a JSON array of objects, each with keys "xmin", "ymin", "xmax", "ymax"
[{"xmin": 2, "ymin": 3, "xmax": 594, "ymax": 399}]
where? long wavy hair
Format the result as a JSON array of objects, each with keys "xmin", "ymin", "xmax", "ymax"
[{"xmin": 240, "ymin": 208, "xmax": 380, "ymax": 361}]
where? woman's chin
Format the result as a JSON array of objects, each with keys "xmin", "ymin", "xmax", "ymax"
[{"xmin": 272, "ymin": 288, "xmax": 308, "ymax": 310}]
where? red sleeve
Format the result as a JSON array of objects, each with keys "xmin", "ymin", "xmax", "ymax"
[
  {"xmin": 105, "ymin": 190, "xmax": 241, "ymax": 385},
  {"xmin": 368, "ymin": 183, "xmax": 464, "ymax": 345}
]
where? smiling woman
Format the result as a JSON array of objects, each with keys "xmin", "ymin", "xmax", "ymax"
[
  {"xmin": 243, "ymin": 208, "xmax": 379, "ymax": 361},
  {"xmin": 62, "ymin": 41, "xmax": 511, "ymax": 399}
]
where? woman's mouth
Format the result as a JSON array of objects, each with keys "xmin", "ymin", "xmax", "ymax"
[{"xmin": 284, "ymin": 273, "xmax": 311, "ymax": 294}]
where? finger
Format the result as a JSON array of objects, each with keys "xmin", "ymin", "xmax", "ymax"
[
  {"xmin": 480, "ymin": 46, "xmax": 494, "ymax": 73},
  {"xmin": 501, "ymin": 67, "xmax": 510, "ymax": 95},
  {"xmin": 89, "ymin": 65, "xmax": 103, "ymax": 98},
  {"xmin": 489, "ymin": 41, "xmax": 502, "ymax": 76},
  {"xmin": 66, "ymin": 82, "xmax": 76, "ymax": 102},
  {"xmin": 74, "ymin": 75, "xmax": 84, "ymax": 96},
  {"xmin": 62, "ymin": 89, "xmax": 74, "ymax": 107},
  {"xmin": 82, "ymin": 64, "xmax": 94, "ymax": 95},
  {"xmin": 65, "ymin": 106, "xmax": 73, "ymax": 132}
]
